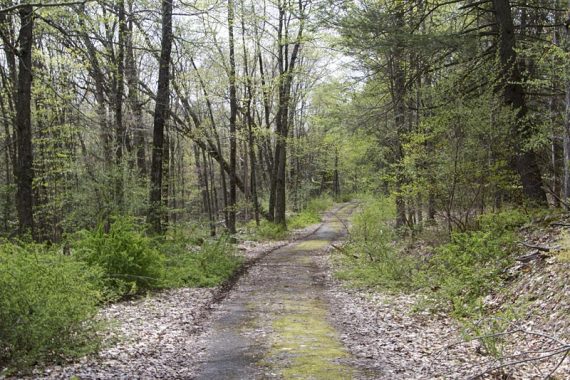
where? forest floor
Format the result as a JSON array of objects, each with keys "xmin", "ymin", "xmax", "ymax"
[{"xmin": 16, "ymin": 203, "xmax": 570, "ymax": 379}]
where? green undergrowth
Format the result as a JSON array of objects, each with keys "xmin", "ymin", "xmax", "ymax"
[
  {"xmin": 247, "ymin": 219, "xmax": 289, "ymax": 240},
  {"xmin": 288, "ymin": 196, "xmax": 334, "ymax": 230},
  {"xmin": 74, "ymin": 218, "xmax": 165, "ymax": 299},
  {"xmin": 0, "ymin": 241, "xmax": 103, "ymax": 372},
  {"xmin": 334, "ymin": 195, "xmax": 533, "ymax": 319},
  {"xmin": 1, "ymin": 217, "xmax": 241, "ymax": 373},
  {"xmin": 159, "ymin": 233, "xmax": 242, "ymax": 288},
  {"xmin": 245, "ymin": 196, "xmax": 334, "ymax": 240},
  {"xmin": 335, "ymin": 195, "xmax": 419, "ymax": 291}
]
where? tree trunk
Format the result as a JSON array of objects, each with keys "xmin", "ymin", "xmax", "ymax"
[
  {"xmin": 126, "ymin": 0, "xmax": 146, "ymax": 175},
  {"xmin": 269, "ymin": 0, "xmax": 304, "ymax": 227},
  {"xmin": 114, "ymin": 0, "xmax": 126, "ymax": 208},
  {"xmin": 492, "ymin": 0, "xmax": 547, "ymax": 205},
  {"xmin": 227, "ymin": 0, "xmax": 237, "ymax": 233},
  {"xmin": 15, "ymin": 4, "xmax": 34, "ymax": 237},
  {"xmin": 148, "ymin": 0, "xmax": 173, "ymax": 233}
]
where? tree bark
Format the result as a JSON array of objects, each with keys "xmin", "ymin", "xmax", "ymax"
[
  {"xmin": 125, "ymin": 0, "xmax": 146, "ymax": 175},
  {"xmin": 492, "ymin": 0, "xmax": 547, "ymax": 205},
  {"xmin": 227, "ymin": 0, "xmax": 237, "ymax": 233},
  {"xmin": 15, "ymin": 4, "xmax": 34, "ymax": 237},
  {"xmin": 148, "ymin": 0, "xmax": 173, "ymax": 233},
  {"xmin": 269, "ymin": 0, "xmax": 304, "ymax": 227},
  {"xmin": 114, "ymin": 0, "xmax": 126, "ymax": 207}
]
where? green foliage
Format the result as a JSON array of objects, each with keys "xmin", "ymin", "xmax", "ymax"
[
  {"xmin": 73, "ymin": 217, "xmax": 164, "ymax": 298},
  {"xmin": 161, "ymin": 235, "xmax": 242, "ymax": 288},
  {"xmin": 0, "ymin": 242, "xmax": 102, "ymax": 371},
  {"xmin": 288, "ymin": 211, "xmax": 321, "ymax": 230},
  {"xmin": 461, "ymin": 307, "xmax": 518, "ymax": 358},
  {"xmin": 477, "ymin": 208, "xmax": 530, "ymax": 233},
  {"xmin": 336, "ymin": 198, "xmax": 527, "ymax": 320},
  {"xmin": 335, "ymin": 196, "xmax": 420, "ymax": 291},
  {"xmin": 250, "ymin": 220, "xmax": 288, "ymax": 240},
  {"xmin": 63, "ymin": 160, "xmax": 148, "ymax": 234},
  {"xmin": 419, "ymin": 229, "xmax": 515, "ymax": 317},
  {"xmin": 417, "ymin": 209, "xmax": 528, "ymax": 317},
  {"xmin": 288, "ymin": 196, "xmax": 333, "ymax": 229}
]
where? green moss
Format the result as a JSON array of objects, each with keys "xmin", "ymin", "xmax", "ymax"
[
  {"xmin": 555, "ymin": 231, "xmax": 570, "ymax": 263},
  {"xmin": 265, "ymin": 299, "xmax": 354, "ymax": 379},
  {"xmin": 293, "ymin": 239, "xmax": 330, "ymax": 251}
]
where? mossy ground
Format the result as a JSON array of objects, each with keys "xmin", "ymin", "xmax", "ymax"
[
  {"xmin": 264, "ymin": 299, "xmax": 354, "ymax": 379},
  {"xmin": 293, "ymin": 239, "xmax": 330, "ymax": 251},
  {"xmin": 555, "ymin": 231, "xmax": 570, "ymax": 262}
]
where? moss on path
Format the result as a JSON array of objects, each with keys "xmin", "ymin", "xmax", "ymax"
[{"xmin": 196, "ymin": 203, "xmax": 365, "ymax": 379}]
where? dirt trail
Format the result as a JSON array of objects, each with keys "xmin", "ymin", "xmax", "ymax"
[{"xmin": 195, "ymin": 203, "xmax": 373, "ymax": 379}]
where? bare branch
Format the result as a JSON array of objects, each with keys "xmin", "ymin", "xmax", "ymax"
[{"xmin": 0, "ymin": 1, "xmax": 93, "ymax": 14}]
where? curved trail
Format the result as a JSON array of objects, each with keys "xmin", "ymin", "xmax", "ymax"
[{"xmin": 195, "ymin": 203, "xmax": 370, "ymax": 379}]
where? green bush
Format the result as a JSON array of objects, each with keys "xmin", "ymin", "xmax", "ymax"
[
  {"xmin": 416, "ymin": 209, "xmax": 525, "ymax": 317},
  {"xmin": 73, "ymin": 217, "xmax": 164, "ymax": 298},
  {"xmin": 334, "ymin": 198, "xmax": 528, "ymax": 321},
  {"xmin": 418, "ymin": 229, "xmax": 516, "ymax": 317},
  {"xmin": 288, "ymin": 196, "xmax": 333, "ymax": 230},
  {"xmin": 250, "ymin": 220, "xmax": 288, "ymax": 240},
  {"xmin": 477, "ymin": 208, "xmax": 530, "ymax": 234},
  {"xmin": 162, "ymin": 235, "xmax": 242, "ymax": 288},
  {"xmin": 0, "ymin": 242, "xmax": 102, "ymax": 371},
  {"xmin": 288, "ymin": 210, "xmax": 321, "ymax": 229},
  {"xmin": 335, "ymin": 196, "xmax": 418, "ymax": 291},
  {"xmin": 306, "ymin": 195, "xmax": 333, "ymax": 214}
]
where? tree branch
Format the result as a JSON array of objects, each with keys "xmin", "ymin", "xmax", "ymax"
[{"xmin": 0, "ymin": 1, "xmax": 92, "ymax": 14}]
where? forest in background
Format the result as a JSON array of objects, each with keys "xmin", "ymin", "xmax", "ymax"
[{"xmin": 1, "ymin": 0, "xmax": 570, "ymax": 374}]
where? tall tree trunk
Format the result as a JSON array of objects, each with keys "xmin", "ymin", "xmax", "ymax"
[
  {"xmin": 148, "ymin": 0, "xmax": 173, "ymax": 233},
  {"xmin": 240, "ymin": 4, "xmax": 260, "ymax": 225},
  {"xmin": 227, "ymin": 0, "xmax": 237, "ymax": 233},
  {"xmin": 114, "ymin": 0, "xmax": 126, "ymax": 208},
  {"xmin": 15, "ymin": 4, "xmax": 34, "ymax": 237},
  {"xmin": 492, "ymin": 0, "xmax": 547, "ymax": 204},
  {"xmin": 126, "ymin": 0, "xmax": 146, "ymax": 175},
  {"xmin": 391, "ymin": 9, "xmax": 407, "ymax": 228},
  {"xmin": 269, "ymin": 0, "xmax": 304, "ymax": 227}
]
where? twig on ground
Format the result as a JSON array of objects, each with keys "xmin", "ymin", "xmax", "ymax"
[
  {"xmin": 467, "ymin": 346, "xmax": 570, "ymax": 380},
  {"xmin": 550, "ymin": 222, "xmax": 570, "ymax": 228},
  {"xmin": 330, "ymin": 243, "xmax": 358, "ymax": 259},
  {"xmin": 518, "ymin": 241, "xmax": 560, "ymax": 252}
]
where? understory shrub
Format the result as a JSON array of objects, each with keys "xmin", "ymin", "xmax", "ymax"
[
  {"xmin": 162, "ymin": 235, "xmax": 242, "ymax": 287},
  {"xmin": 335, "ymin": 196, "xmax": 420, "ymax": 291},
  {"xmin": 417, "ymin": 209, "xmax": 528, "ymax": 317},
  {"xmin": 245, "ymin": 196, "xmax": 333, "ymax": 239},
  {"xmin": 73, "ymin": 217, "xmax": 164, "ymax": 298},
  {"xmin": 0, "ymin": 242, "xmax": 102, "ymax": 371},
  {"xmin": 247, "ymin": 220, "xmax": 288, "ymax": 240},
  {"xmin": 335, "ymin": 198, "xmax": 529, "ymax": 317},
  {"xmin": 288, "ymin": 196, "xmax": 333, "ymax": 229},
  {"xmin": 418, "ymin": 229, "xmax": 516, "ymax": 317}
]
